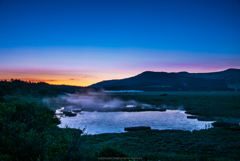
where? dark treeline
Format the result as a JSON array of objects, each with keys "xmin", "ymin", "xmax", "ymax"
[{"xmin": 0, "ymin": 79, "xmax": 83, "ymax": 99}]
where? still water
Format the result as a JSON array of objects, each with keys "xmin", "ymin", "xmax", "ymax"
[{"xmin": 58, "ymin": 110, "xmax": 213, "ymax": 135}]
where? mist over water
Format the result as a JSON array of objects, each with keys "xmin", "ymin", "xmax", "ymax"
[{"xmin": 47, "ymin": 92, "xmax": 155, "ymax": 111}]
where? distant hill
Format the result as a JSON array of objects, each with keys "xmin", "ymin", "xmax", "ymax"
[
  {"xmin": 176, "ymin": 68, "xmax": 240, "ymax": 84},
  {"xmin": 176, "ymin": 68, "xmax": 240, "ymax": 90},
  {"xmin": 89, "ymin": 69, "xmax": 240, "ymax": 91}
]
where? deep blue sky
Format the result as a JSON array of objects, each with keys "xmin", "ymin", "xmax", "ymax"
[
  {"xmin": 1, "ymin": 0, "xmax": 240, "ymax": 53},
  {"xmin": 0, "ymin": 0, "xmax": 240, "ymax": 85}
]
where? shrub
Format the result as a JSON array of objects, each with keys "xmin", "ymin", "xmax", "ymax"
[
  {"xmin": 95, "ymin": 145, "xmax": 128, "ymax": 158},
  {"xmin": 229, "ymin": 105, "xmax": 240, "ymax": 109},
  {"xmin": 0, "ymin": 88, "xmax": 5, "ymax": 97},
  {"xmin": 0, "ymin": 101, "xmax": 69, "ymax": 160},
  {"xmin": 38, "ymin": 88, "xmax": 58, "ymax": 97}
]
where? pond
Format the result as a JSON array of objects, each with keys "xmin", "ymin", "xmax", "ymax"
[{"xmin": 57, "ymin": 110, "xmax": 214, "ymax": 135}]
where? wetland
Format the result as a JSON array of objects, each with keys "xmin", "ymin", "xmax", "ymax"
[
  {"xmin": 49, "ymin": 91, "xmax": 240, "ymax": 160},
  {"xmin": 1, "ymin": 80, "xmax": 240, "ymax": 160}
]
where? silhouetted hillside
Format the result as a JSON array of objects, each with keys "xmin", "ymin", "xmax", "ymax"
[
  {"xmin": 177, "ymin": 68, "xmax": 240, "ymax": 83},
  {"xmin": 89, "ymin": 69, "xmax": 238, "ymax": 91}
]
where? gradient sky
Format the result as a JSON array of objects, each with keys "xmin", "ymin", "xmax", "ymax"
[{"xmin": 0, "ymin": 0, "xmax": 240, "ymax": 86}]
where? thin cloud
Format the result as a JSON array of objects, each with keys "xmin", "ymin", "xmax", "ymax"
[
  {"xmin": 69, "ymin": 78, "xmax": 80, "ymax": 81},
  {"xmin": 45, "ymin": 79, "xmax": 56, "ymax": 82},
  {"xmin": 81, "ymin": 75, "xmax": 99, "ymax": 79}
]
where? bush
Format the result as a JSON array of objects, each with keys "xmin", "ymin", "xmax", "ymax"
[
  {"xmin": 6, "ymin": 101, "xmax": 60, "ymax": 129},
  {"xmin": 0, "ymin": 84, "xmax": 12, "ymax": 95},
  {"xmin": 38, "ymin": 88, "xmax": 50, "ymax": 95},
  {"xmin": 95, "ymin": 145, "xmax": 128, "ymax": 158},
  {"xmin": 0, "ymin": 88, "xmax": 5, "ymax": 97},
  {"xmin": 38, "ymin": 88, "xmax": 58, "ymax": 97},
  {"xmin": 0, "ymin": 101, "xmax": 70, "ymax": 160},
  {"xmin": 0, "ymin": 97, "xmax": 5, "ymax": 103},
  {"xmin": 229, "ymin": 105, "xmax": 240, "ymax": 109}
]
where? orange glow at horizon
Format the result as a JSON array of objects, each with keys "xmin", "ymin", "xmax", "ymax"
[
  {"xmin": 0, "ymin": 77, "xmax": 101, "ymax": 87},
  {"xmin": 0, "ymin": 68, "xmax": 137, "ymax": 86},
  {"xmin": 0, "ymin": 70, "xmax": 132, "ymax": 86},
  {"xmin": 44, "ymin": 79, "xmax": 98, "ymax": 87}
]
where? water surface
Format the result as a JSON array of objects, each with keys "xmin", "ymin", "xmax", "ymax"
[{"xmin": 58, "ymin": 110, "xmax": 213, "ymax": 135}]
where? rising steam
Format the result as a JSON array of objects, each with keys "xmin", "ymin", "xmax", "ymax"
[{"xmin": 43, "ymin": 91, "xmax": 156, "ymax": 112}]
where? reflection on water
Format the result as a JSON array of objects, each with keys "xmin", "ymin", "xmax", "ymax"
[{"xmin": 58, "ymin": 110, "xmax": 214, "ymax": 135}]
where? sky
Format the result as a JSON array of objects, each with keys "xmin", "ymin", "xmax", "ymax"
[{"xmin": 0, "ymin": 0, "xmax": 240, "ymax": 86}]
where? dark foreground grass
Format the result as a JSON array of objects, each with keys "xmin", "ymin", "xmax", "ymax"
[{"xmin": 78, "ymin": 127, "xmax": 240, "ymax": 161}]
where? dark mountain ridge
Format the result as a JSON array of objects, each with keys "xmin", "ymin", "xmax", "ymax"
[
  {"xmin": 176, "ymin": 68, "xmax": 240, "ymax": 84},
  {"xmin": 90, "ymin": 68, "xmax": 240, "ymax": 91}
]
